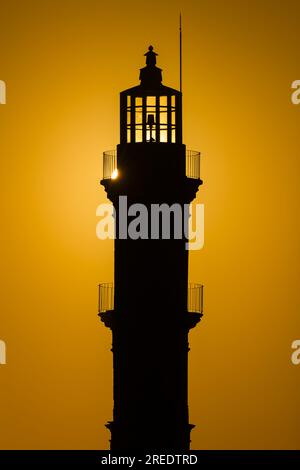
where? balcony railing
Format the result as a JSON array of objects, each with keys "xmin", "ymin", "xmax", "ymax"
[
  {"xmin": 103, "ymin": 150, "xmax": 117, "ymax": 180},
  {"xmin": 98, "ymin": 282, "xmax": 203, "ymax": 314},
  {"xmin": 98, "ymin": 283, "xmax": 114, "ymax": 313},
  {"xmin": 188, "ymin": 283, "xmax": 204, "ymax": 314},
  {"xmin": 186, "ymin": 150, "xmax": 201, "ymax": 179},
  {"xmin": 102, "ymin": 149, "xmax": 201, "ymax": 180}
]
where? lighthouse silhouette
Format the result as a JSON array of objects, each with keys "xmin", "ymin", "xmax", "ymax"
[{"xmin": 99, "ymin": 46, "xmax": 203, "ymax": 451}]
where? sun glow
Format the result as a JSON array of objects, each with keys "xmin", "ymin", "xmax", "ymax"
[{"xmin": 111, "ymin": 169, "xmax": 118, "ymax": 179}]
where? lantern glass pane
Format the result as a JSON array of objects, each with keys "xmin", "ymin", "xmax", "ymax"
[
  {"xmin": 147, "ymin": 96, "xmax": 156, "ymax": 106},
  {"xmin": 136, "ymin": 128, "xmax": 143, "ymax": 143},
  {"xmin": 160, "ymin": 96, "xmax": 167, "ymax": 107}
]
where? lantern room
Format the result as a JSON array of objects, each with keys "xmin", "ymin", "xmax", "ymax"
[{"xmin": 119, "ymin": 46, "xmax": 182, "ymax": 145}]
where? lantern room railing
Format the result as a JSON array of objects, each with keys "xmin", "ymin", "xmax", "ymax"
[
  {"xmin": 103, "ymin": 150, "xmax": 117, "ymax": 180},
  {"xmin": 186, "ymin": 150, "xmax": 201, "ymax": 179},
  {"xmin": 98, "ymin": 282, "xmax": 203, "ymax": 314},
  {"xmin": 102, "ymin": 149, "xmax": 201, "ymax": 180}
]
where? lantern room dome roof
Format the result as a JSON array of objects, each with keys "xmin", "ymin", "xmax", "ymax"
[{"xmin": 120, "ymin": 46, "xmax": 180, "ymax": 96}]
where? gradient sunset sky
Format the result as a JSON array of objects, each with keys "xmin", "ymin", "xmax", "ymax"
[{"xmin": 0, "ymin": 0, "xmax": 300, "ymax": 449}]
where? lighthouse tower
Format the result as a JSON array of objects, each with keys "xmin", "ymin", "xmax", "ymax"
[{"xmin": 99, "ymin": 46, "xmax": 203, "ymax": 451}]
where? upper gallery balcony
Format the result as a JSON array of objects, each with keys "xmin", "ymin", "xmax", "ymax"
[{"xmin": 102, "ymin": 149, "xmax": 201, "ymax": 181}]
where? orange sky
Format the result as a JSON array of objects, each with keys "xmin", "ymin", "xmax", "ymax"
[{"xmin": 0, "ymin": 0, "xmax": 300, "ymax": 449}]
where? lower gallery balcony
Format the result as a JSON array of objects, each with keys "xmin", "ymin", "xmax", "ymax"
[{"xmin": 98, "ymin": 282, "xmax": 204, "ymax": 321}]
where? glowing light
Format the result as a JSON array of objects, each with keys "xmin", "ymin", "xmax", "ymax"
[
  {"xmin": 111, "ymin": 169, "xmax": 118, "ymax": 179},
  {"xmin": 160, "ymin": 130, "xmax": 168, "ymax": 142}
]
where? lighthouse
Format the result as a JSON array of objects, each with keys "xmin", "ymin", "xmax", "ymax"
[{"xmin": 99, "ymin": 46, "xmax": 203, "ymax": 451}]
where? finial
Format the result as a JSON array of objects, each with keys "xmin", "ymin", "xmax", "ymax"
[
  {"xmin": 144, "ymin": 45, "xmax": 158, "ymax": 67},
  {"xmin": 140, "ymin": 45, "xmax": 162, "ymax": 88}
]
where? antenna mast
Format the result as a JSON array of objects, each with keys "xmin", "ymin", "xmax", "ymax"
[{"xmin": 180, "ymin": 13, "xmax": 182, "ymax": 93}]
